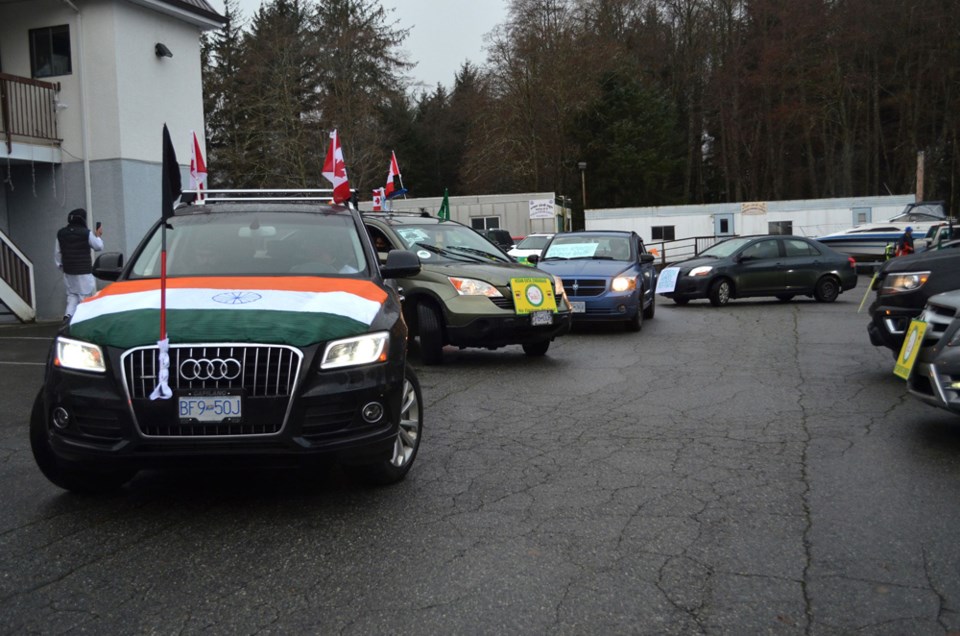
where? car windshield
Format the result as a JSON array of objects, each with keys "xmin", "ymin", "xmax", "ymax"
[
  {"xmin": 542, "ymin": 235, "xmax": 632, "ymax": 261},
  {"xmin": 392, "ymin": 223, "xmax": 511, "ymax": 263},
  {"xmin": 516, "ymin": 235, "xmax": 551, "ymax": 250},
  {"xmin": 699, "ymin": 237, "xmax": 754, "ymax": 258},
  {"xmin": 127, "ymin": 211, "xmax": 368, "ymax": 278}
]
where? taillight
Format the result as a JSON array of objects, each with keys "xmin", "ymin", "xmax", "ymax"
[{"xmin": 848, "ymin": 257, "xmax": 856, "ymax": 268}]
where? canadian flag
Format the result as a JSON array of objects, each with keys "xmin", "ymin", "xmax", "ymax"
[
  {"xmin": 189, "ymin": 131, "xmax": 207, "ymax": 200},
  {"xmin": 372, "ymin": 187, "xmax": 384, "ymax": 211},
  {"xmin": 322, "ymin": 129, "xmax": 352, "ymax": 204},
  {"xmin": 384, "ymin": 151, "xmax": 402, "ymax": 199}
]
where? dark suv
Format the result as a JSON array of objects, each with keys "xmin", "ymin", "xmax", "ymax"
[
  {"xmin": 31, "ymin": 195, "xmax": 424, "ymax": 492},
  {"xmin": 364, "ymin": 213, "xmax": 572, "ymax": 364},
  {"xmin": 867, "ymin": 248, "xmax": 960, "ymax": 356}
]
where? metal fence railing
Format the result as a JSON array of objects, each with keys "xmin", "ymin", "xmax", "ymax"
[
  {"xmin": 0, "ymin": 229, "xmax": 35, "ymax": 321},
  {"xmin": 646, "ymin": 235, "xmax": 733, "ymax": 269},
  {"xmin": 0, "ymin": 72, "xmax": 61, "ymax": 154}
]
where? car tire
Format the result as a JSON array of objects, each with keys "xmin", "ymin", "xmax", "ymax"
[
  {"xmin": 29, "ymin": 391, "xmax": 135, "ymax": 494},
  {"xmin": 346, "ymin": 366, "xmax": 423, "ymax": 487},
  {"xmin": 709, "ymin": 278, "xmax": 732, "ymax": 307},
  {"xmin": 776, "ymin": 294, "xmax": 795, "ymax": 302},
  {"xmin": 814, "ymin": 276, "xmax": 840, "ymax": 302},
  {"xmin": 417, "ymin": 302, "xmax": 444, "ymax": 365},
  {"xmin": 642, "ymin": 290, "xmax": 656, "ymax": 319},
  {"xmin": 522, "ymin": 340, "xmax": 550, "ymax": 356},
  {"xmin": 626, "ymin": 305, "xmax": 643, "ymax": 332}
]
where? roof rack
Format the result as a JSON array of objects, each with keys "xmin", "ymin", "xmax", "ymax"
[{"xmin": 180, "ymin": 188, "xmax": 340, "ymax": 203}]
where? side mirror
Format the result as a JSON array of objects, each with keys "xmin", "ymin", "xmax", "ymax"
[
  {"xmin": 640, "ymin": 253, "xmax": 655, "ymax": 264},
  {"xmin": 380, "ymin": 249, "xmax": 421, "ymax": 279},
  {"xmin": 527, "ymin": 254, "xmax": 540, "ymax": 265},
  {"xmin": 93, "ymin": 252, "xmax": 124, "ymax": 281}
]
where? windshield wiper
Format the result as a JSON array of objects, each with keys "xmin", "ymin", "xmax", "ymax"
[
  {"xmin": 413, "ymin": 242, "xmax": 484, "ymax": 263},
  {"xmin": 444, "ymin": 245, "xmax": 509, "ymax": 262}
]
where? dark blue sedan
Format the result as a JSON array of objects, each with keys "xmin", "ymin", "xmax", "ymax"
[{"xmin": 529, "ymin": 231, "xmax": 658, "ymax": 331}]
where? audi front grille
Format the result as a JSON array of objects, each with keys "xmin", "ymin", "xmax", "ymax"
[{"xmin": 121, "ymin": 344, "xmax": 302, "ymax": 438}]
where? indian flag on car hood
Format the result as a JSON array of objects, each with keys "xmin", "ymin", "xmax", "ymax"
[{"xmin": 69, "ymin": 277, "xmax": 388, "ymax": 349}]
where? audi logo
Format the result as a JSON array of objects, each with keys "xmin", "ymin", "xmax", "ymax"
[{"xmin": 179, "ymin": 357, "xmax": 243, "ymax": 381}]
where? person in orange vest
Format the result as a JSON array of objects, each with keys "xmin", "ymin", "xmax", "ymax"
[{"xmin": 895, "ymin": 226, "xmax": 914, "ymax": 257}]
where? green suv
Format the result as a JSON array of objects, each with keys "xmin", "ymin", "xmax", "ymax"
[{"xmin": 364, "ymin": 213, "xmax": 572, "ymax": 364}]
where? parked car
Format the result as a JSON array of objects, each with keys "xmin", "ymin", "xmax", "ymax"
[
  {"xmin": 363, "ymin": 213, "xmax": 572, "ymax": 364},
  {"xmin": 905, "ymin": 290, "xmax": 960, "ymax": 415},
  {"xmin": 658, "ymin": 235, "xmax": 857, "ymax": 307},
  {"xmin": 529, "ymin": 230, "xmax": 657, "ymax": 331},
  {"xmin": 31, "ymin": 195, "xmax": 424, "ymax": 493},
  {"xmin": 479, "ymin": 228, "xmax": 515, "ymax": 252},
  {"xmin": 867, "ymin": 248, "xmax": 960, "ymax": 357},
  {"xmin": 508, "ymin": 233, "xmax": 555, "ymax": 264}
]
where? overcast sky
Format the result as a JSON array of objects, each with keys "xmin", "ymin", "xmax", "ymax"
[{"xmin": 208, "ymin": 0, "xmax": 509, "ymax": 90}]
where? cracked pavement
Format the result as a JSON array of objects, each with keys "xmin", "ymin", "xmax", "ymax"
[{"xmin": 2, "ymin": 295, "xmax": 960, "ymax": 634}]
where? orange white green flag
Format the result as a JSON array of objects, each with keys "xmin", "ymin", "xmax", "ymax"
[{"xmin": 70, "ymin": 277, "xmax": 388, "ymax": 350}]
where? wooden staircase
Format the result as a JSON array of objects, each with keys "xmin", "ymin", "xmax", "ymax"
[{"xmin": 0, "ymin": 229, "xmax": 35, "ymax": 322}]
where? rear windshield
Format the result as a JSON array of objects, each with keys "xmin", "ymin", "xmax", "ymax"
[
  {"xmin": 516, "ymin": 236, "xmax": 551, "ymax": 250},
  {"xmin": 128, "ymin": 211, "xmax": 368, "ymax": 278}
]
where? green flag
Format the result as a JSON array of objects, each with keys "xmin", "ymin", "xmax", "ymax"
[{"xmin": 438, "ymin": 188, "xmax": 450, "ymax": 220}]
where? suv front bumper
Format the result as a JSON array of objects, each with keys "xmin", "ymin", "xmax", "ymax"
[
  {"xmin": 40, "ymin": 352, "xmax": 405, "ymax": 470},
  {"xmin": 867, "ymin": 303, "xmax": 921, "ymax": 353},
  {"xmin": 445, "ymin": 311, "xmax": 572, "ymax": 348}
]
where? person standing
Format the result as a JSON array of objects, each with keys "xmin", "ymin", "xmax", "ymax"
[
  {"xmin": 895, "ymin": 226, "xmax": 915, "ymax": 257},
  {"xmin": 54, "ymin": 208, "xmax": 103, "ymax": 321}
]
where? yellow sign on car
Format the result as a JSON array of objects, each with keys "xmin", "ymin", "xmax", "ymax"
[
  {"xmin": 893, "ymin": 319, "xmax": 928, "ymax": 380},
  {"xmin": 510, "ymin": 277, "xmax": 558, "ymax": 315}
]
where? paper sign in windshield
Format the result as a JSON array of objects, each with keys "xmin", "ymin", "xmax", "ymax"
[
  {"xmin": 656, "ymin": 267, "xmax": 680, "ymax": 293},
  {"xmin": 546, "ymin": 243, "xmax": 598, "ymax": 259}
]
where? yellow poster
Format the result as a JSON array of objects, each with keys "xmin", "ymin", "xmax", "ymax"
[
  {"xmin": 511, "ymin": 277, "xmax": 558, "ymax": 314},
  {"xmin": 893, "ymin": 319, "xmax": 928, "ymax": 380}
]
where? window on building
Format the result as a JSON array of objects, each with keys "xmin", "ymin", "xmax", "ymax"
[
  {"xmin": 470, "ymin": 217, "xmax": 500, "ymax": 230},
  {"xmin": 30, "ymin": 25, "xmax": 72, "ymax": 78},
  {"xmin": 651, "ymin": 226, "xmax": 676, "ymax": 241},
  {"xmin": 768, "ymin": 221, "xmax": 793, "ymax": 235}
]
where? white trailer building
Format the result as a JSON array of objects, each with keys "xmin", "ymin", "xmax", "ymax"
[{"xmin": 364, "ymin": 192, "xmax": 573, "ymax": 239}]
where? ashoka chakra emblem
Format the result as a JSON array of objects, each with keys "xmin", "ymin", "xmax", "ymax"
[{"xmin": 212, "ymin": 291, "xmax": 262, "ymax": 305}]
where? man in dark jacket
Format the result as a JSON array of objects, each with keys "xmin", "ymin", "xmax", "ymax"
[
  {"xmin": 896, "ymin": 226, "xmax": 915, "ymax": 257},
  {"xmin": 54, "ymin": 208, "xmax": 103, "ymax": 321}
]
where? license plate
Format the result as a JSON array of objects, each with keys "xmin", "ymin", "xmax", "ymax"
[
  {"xmin": 531, "ymin": 310, "xmax": 553, "ymax": 326},
  {"xmin": 178, "ymin": 394, "xmax": 242, "ymax": 422},
  {"xmin": 571, "ymin": 301, "xmax": 586, "ymax": 313}
]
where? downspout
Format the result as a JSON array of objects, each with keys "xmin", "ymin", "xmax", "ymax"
[{"xmin": 61, "ymin": 0, "xmax": 94, "ymax": 227}]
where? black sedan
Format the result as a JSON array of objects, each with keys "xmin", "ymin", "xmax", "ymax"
[{"xmin": 657, "ymin": 235, "xmax": 858, "ymax": 306}]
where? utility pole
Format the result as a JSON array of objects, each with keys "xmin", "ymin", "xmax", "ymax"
[{"xmin": 916, "ymin": 150, "xmax": 925, "ymax": 202}]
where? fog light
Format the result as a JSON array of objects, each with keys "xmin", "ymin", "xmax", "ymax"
[
  {"xmin": 52, "ymin": 407, "xmax": 70, "ymax": 430},
  {"xmin": 362, "ymin": 402, "xmax": 384, "ymax": 423},
  {"xmin": 618, "ymin": 304, "xmax": 626, "ymax": 314}
]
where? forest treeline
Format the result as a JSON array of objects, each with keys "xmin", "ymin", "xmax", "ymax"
[{"xmin": 202, "ymin": 0, "xmax": 960, "ymax": 222}]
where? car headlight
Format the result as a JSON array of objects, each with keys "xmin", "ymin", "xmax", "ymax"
[
  {"xmin": 611, "ymin": 276, "xmax": 637, "ymax": 292},
  {"xmin": 55, "ymin": 336, "xmax": 106, "ymax": 373},
  {"xmin": 321, "ymin": 332, "xmax": 389, "ymax": 369},
  {"xmin": 448, "ymin": 277, "xmax": 503, "ymax": 297},
  {"xmin": 879, "ymin": 271, "xmax": 930, "ymax": 295},
  {"xmin": 689, "ymin": 265, "xmax": 713, "ymax": 277}
]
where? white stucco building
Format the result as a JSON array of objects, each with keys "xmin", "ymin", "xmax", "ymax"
[{"xmin": 0, "ymin": 0, "xmax": 223, "ymax": 321}]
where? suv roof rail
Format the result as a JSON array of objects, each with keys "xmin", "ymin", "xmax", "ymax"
[{"xmin": 181, "ymin": 188, "xmax": 340, "ymax": 203}]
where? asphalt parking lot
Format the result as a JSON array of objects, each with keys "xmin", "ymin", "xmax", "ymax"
[{"xmin": 2, "ymin": 291, "xmax": 960, "ymax": 634}]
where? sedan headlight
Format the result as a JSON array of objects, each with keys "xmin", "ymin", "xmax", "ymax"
[
  {"xmin": 321, "ymin": 332, "xmax": 389, "ymax": 369},
  {"xmin": 689, "ymin": 265, "xmax": 713, "ymax": 277},
  {"xmin": 611, "ymin": 276, "xmax": 637, "ymax": 292},
  {"xmin": 55, "ymin": 336, "xmax": 106, "ymax": 373},
  {"xmin": 879, "ymin": 271, "xmax": 930, "ymax": 295},
  {"xmin": 448, "ymin": 277, "xmax": 503, "ymax": 297}
]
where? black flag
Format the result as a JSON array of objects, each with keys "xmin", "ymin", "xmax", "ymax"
[{"xmin": 161, "ymin": 124, "xmax": 182, "ymax": 219}]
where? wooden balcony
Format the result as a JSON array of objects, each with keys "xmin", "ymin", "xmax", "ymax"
[{"xmin": 0, "ymin": 72, "xmax": 61, "ymax": 155}]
